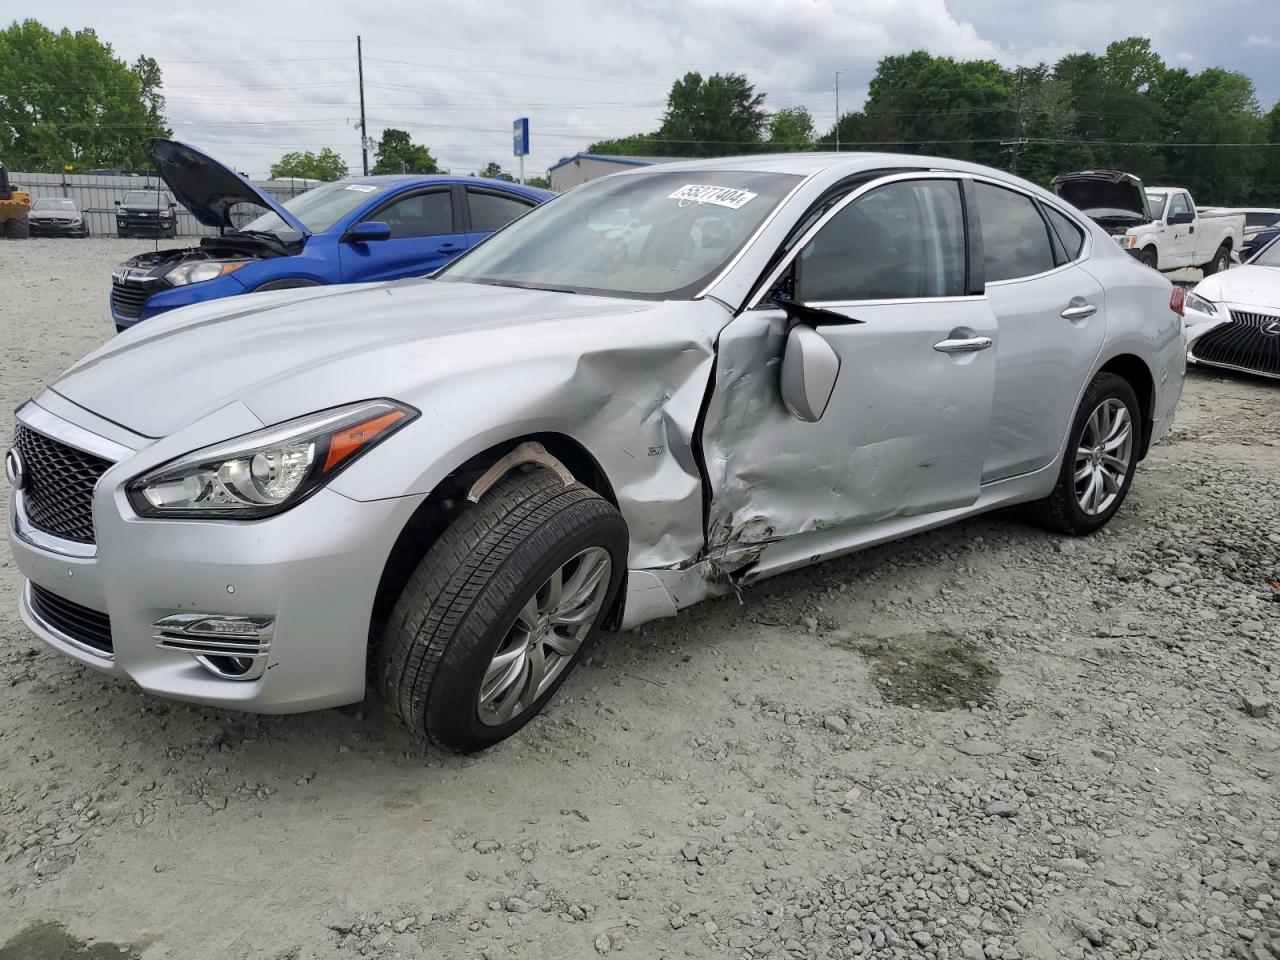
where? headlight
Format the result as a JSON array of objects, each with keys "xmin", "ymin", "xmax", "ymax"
[
  {"xmin": 1115, "ymin": 235, "xmax": 1137, "ymax": 249},
  {"xmin": 126, "ymin": 400, "xmax": 417, "ymax": 519},
  {"xmin": 167, "ymin": 260, "xmax": 251, "ymax": 287},
  {"xmin": 1184, "ymin": 292, "xmax": 1218, "ymax": 315}
]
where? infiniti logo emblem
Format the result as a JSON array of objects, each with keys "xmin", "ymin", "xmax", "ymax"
[
  {"xmin": 1262, "ymin": 319, "xmax": 1280, "ymax": 338},
  {"xmin": 4, "ymin": 448, "xmax": 24, "ymax": 491}
]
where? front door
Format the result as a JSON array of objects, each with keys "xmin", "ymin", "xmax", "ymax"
[
  {"xmin": 1165, "ymin": 192, "xmax": 1196, "ymax": 268},
  {"xmin": 339, "ymin": 187, "xmax": 468, "ymax": 282},
  {"xmin": 699, "ymin": 176, "xmax": 997, "ymax": 565}
]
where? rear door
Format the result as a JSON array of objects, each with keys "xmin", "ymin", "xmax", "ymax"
[
  {"xmin": 465, "ymin": 187, "xmax": 538, "ymax": 247},
  {"xmin": 973, "ymin": 183, "xmax": 1107, "ymax": 481},
  {"xmin": 700, "ymin": 174, "xmax": 998, "ymax": 564},
  {"xmin": 339, "ymin": 187, "xmax": 466, "ymax": 282}
]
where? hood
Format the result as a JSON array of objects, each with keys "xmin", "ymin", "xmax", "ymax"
[
  {"xmin": 1193, "ymin": 264, "xmax": 1280, "ymax": 306},
  {"xmin": 144, "ymin": 138, "xmax": 310, "ymax": 236},
  {"xmin": 49, "ymin": 280, "xmax": 661, "ymax": 438},
  {"xmin": 1052, "ymin": 170, "xmax": 1151, "ymax": 222}
]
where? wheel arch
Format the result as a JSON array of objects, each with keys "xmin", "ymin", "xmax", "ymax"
[
  {"xmin": 1097, "ymin": 352, "xmax": 1155, "ymax": 459},
  {"xmin": 365, "ymin": 432, "xmax": 624, "ymax": 665}
]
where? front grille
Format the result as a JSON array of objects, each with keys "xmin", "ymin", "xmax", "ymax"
[
  {"xmin": 28, "ymin": 583, "xmax": 113, "ymax": 655},
  {"xmin": 110, "ymin": 279, "xmax": 152, "ymax": 319},
  {"xmin": 1192, "ymin": 310, "xmax": 1280, "ymax": 378},
  {"xmin": 13, "ymin": 425, "xmax": 111, "ymax": 543}
]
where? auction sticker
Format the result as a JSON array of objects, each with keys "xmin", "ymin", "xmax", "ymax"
[
  {"xmin": 668, "ymin": 184, "xmax": 757, "ymax": 209},
  {"xmin": 345, "ymin": 184, "xmax": 379, "ymax": 193}
]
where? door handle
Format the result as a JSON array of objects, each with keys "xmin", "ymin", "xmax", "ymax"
[
  {"xmin": 933, "ymin": 336, "xmax": 993, "ymax": 354},
  {"xmin": 1061, "ymin": 303, "xmax": 1098, "ymax": 320}
]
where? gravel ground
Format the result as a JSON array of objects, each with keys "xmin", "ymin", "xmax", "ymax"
[{"xmin": 0, "ymin": 238, "xmax": 1277, "ymax": 960}]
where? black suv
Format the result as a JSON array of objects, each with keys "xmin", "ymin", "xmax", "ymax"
[{"xmin": 115, "ymin": 190, "xmax": 177, "ymax": 238}]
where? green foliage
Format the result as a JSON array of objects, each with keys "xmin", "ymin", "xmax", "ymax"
[
  {"xmin": 478, "ymin": 161, "xmax": 514, "ymax": 181},
  {"xmin": 524, "ymin": 175, "xmax": 550, "ymax": 189},
  {"xmin": 585, "ymin": 132, "xmax": 660, "ymax": 156},
  {"xmin": 371, "ymin": 128, "xmax": 438, "ymax": 175},
  {"xmin": 0, "ymin": 19, "xmax": 172, "ymax": 171},
  {"xmin": 269, "ymin": 147, "xmax": 348, "ymax": 181},
  {"xmin": 768, "ymin": 107, "xmax": 815, "ymax": 151}
]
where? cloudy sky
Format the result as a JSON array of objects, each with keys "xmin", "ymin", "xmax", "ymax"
[{"xmin": 30, "ymin": 0, "xmax": 1280, "ymax": 179}]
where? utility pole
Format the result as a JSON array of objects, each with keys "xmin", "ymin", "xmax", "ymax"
[
  {"xmin": 1001, "ymin": 67, "xmax": 1029, "ymax": 175},
  {"xmin": 834, "ymin": 70, "xmax": 844, "ymax": 152},
  {"xmin": 357, "ymin": 35, "xmax": 369, "ymax": 176}
]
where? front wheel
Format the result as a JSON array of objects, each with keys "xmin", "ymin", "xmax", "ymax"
[
  {"xmin": 1030, "ymin": 373, "xmax": 1141, "ymax": 536},
  {"xmin": 1138, "ymin": 248, "xmax": 1158, "ymax": 270},
  {"xmin": 379, "ymin": 467, "xmax": 627, "ymax": 752}
]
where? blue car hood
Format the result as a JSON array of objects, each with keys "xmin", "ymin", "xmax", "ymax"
[{"xmin": 144, "ymin": 139, "xmax": 311, "ymax": 237}]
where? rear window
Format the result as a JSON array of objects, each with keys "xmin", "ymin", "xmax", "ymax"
[
  {"xmin": 974, "ymin": 183, "xmax": 1055, "ymax": 282},
  {"xmin": 1044, "ymin": 206, "xmax": 1086, "ymax": 261}
]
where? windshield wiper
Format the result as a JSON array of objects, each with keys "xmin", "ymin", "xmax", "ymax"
[{"xmin": 470, "ymin": 278, "xmax": 581, "ymax": 295}]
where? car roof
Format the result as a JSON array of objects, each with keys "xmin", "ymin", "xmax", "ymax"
[{"xmin": 338, "ymin": 174, "xmax": 552, "ymax": 199}]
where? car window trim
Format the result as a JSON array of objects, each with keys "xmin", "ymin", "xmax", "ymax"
[
  {"xmin": 360, "ymin": 186, "xmax": 457, "ymax": 237},
  {"xmin": 743, "ymin": 170, "xmax": 978, "ymax": 311}
]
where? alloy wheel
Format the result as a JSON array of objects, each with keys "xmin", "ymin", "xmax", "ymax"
[
  {"xmin": 1074, "ymin": 398, "xmax": 1134, "ymax": 516},
  {"xmin": 476, "ymin": 546, "xmax": 612, "ymax": 727}
]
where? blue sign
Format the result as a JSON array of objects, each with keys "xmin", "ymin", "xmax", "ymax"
[{"xmin": 513, "ymin": 117, "xmax": 529, "ymax": 157}]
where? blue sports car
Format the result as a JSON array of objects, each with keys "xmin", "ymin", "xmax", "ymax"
[{"xmin": 110, "ymin": 139, "xmax": 554, "ymax": 331}]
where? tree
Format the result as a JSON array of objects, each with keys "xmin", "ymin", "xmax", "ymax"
[
  {"xmin": 478, "ymin": 161, "xmax": 513, "ymax": 181},
  {"xmin": 269, "ymin": 147, "xmax": 348, "ymax": 181},
  {"xmin": 0, "ymin": 19, "xmax": 172, "ymax": 171},
  {"xmin": 656, "ymin": 72, "xmax": 768, "ymax": 156},
  {"xmin": 371, "ymin": 128, "xmax": 438, "ymax": 174},
  {"xmin": 767, "ymin": 107, "xmax": 814, "ymax": 151},
  {"xmin": 524, "ymin": 175, "xmax": 550, "ymax": 189},
  {"xmin": 585, "ymin": 132, "xmax": 659, "ymax": 156}
]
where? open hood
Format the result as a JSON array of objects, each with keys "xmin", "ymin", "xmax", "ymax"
[
  {"xmin": 1051, "ymin": 170, "xmax": 1151, "ymax": 222},
  {"xmin": 144, "ymin": 138, "xmax": 311, "ymax": 237}
]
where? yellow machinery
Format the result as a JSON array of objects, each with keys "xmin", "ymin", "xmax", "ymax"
[{"xmin": 0, "ymin": 163, "xmax": 31, "ymax": 239}]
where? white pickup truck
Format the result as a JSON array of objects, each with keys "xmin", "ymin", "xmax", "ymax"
[{"xmin": 1052, "ymin": 170, "xmax": 1244, "ymax": 275}]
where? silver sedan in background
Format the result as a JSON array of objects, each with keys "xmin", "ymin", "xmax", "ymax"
[{"xmin": 6, "ymin": 153, "xmax": 1186, "ymax": 751}]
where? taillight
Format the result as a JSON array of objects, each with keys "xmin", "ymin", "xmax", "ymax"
[{"xmin": 1170, "ymin": 286, "xmax": 1185, "ymax": 317}]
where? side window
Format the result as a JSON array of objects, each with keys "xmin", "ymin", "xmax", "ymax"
[
  {"xmin": 469, "ymin": 191, "xmax": 534, "ymax": 233},
  {"xmin": 374, "ymin": 191, "xmax": 453, "ymax": 239},
  {"xmin": 974, "ymin": 183, "xmax": 1055, "ymax": 282},
  {"xmin": 1168, "ymin": 193, "xmax": 1191, "ymax": 219},
  {"xmin": 793, "ymin": 180, "xmax": 966, "ymax": 302},
  {"xmin": 1044, "ymin": 205, "xmax": 1086, "ymax": 262}
]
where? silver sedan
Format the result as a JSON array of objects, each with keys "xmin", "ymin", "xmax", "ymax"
[{"xmin": 6, "ymin": 153, "xmax": 1186, "ymax": 751}]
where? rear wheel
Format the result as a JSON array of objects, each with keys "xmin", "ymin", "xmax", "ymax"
[
  {"xmin": 1202, "ymin": 244, "xmax": 1230, "ymax": 276},
  {"xmin": 5, "ymin": 218, "xmax": 29, "ymax": 239},
  {"xmin": 1138, "ymin": 248, "xmax": 1157, "ymax": 269},
  {"xmin": 378, "ymin": 468, "xmax": 627, "ymax": 752},
  {"xmin": 1030, "ymin": 372, "xmax": 1140, "ymax": 536}
]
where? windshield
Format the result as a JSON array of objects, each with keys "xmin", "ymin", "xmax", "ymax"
[
  {"xmin": 1253, "ymin": 236, "xmax": 1280, "ymax": 267},
  {"xmin": 240, "ymin": 181, "xmax": 386, "ymax": 236},
  {"xmin": 1146, "ymin": 193, "xmax": 1167, "ymax": 218},
  {"xmin": 123, "ymin": 192, "xmax": 167, "ymax": 208},
  {"xmin": 33, "ymin": 198, "xmax": 76, "ymax": 212},
  {"xmin": 438, "ymin": 170, "xmax": 801, "ymax": 299}
]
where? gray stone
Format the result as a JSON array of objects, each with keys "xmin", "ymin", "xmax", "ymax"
[
  {"xmin": 473, "ymin": 840, "xmax": 501, "ymax": 854},
  {"xmin": 956, "ymin": 740, "xmax": 1003, "ymax": 757},
  {"xmin": 986, "ymin": 802, "xmax": 1019, "ymax": 818},
  {"xmin": 823, "ymin": 715, "xmax": 849, "ymax": 735},
  {"xmin": 1242, "ymin": 695, "xmax": 1270, "ymax": 718}
]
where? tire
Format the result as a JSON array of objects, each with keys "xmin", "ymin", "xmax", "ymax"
[
  {"xmin": 5, "ymin": 217, "xmax": 29, "ymax": 239},
  {"xmin": 117, "ymin": 229, "xmax": 127, "ymax": 239},
  {"xmin": 379, "ymin": 467, "xmax": 627, "ymax": 752},
  {"xmin": 1029, "ymin": 372, "xmax": 1141, "ymax": 536},
  {"xmin": 1202, "ymin": 244, "xmax": 1230, "ymax": 276},
  {"xmin": 1138, "ymin": 248, "xmax": 1157, "ymax": 269}
]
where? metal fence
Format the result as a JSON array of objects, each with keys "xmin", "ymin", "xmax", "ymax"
[{"xmin": 10, "ymin": 171, "xmax": 315, "ymax": 238}]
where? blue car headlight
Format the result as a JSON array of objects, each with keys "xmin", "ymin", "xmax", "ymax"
[{"xmin": 167, "ymin": 260, "xmax": 251, "ymax": 287}]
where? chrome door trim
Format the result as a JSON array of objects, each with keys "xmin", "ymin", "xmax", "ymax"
[
  {"xmin": 933, "ymin": 336, "xmax": 993, "ymax": 354},
  {"xmin": 1061, "ymin": 303, "xmax": 1099, "ymax": 321}
]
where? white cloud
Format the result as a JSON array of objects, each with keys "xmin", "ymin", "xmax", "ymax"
[{"xmin": 1244, "ymin": 34, "xmax": 1277, "ymax": 48}]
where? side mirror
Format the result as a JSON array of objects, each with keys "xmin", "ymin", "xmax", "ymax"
[
  {"xmin": 1168, "ymin": 211, "xmax": 1194, "ymax": 225},
  {"xmin": 114, "ymin": 200, "xmax": 121, "ymax": 206},
  {"xmin": 779, "ymin": 324, "xmax": 840, "ymax": 422},
  {"xmin": 342, "ymin": 221, "xmax": 391, "ymax": 243}
]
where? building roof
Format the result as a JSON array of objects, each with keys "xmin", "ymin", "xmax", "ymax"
[{"xmin": 547, "ymin": 153, "xmax": 680, "ymax": 174}]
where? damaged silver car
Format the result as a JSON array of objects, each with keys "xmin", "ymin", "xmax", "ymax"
[{"xmin": 6, "ymin": 154, "xmax": 1186, "ymax": 750}]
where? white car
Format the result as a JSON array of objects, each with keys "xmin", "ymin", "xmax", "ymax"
[{"xmin": 1185, "ymin": 235, "xmax": 1280, "ymax": 379}]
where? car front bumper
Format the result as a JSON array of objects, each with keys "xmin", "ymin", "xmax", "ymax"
[
  {"xmin": 7, "ymin": 399, "xmax": 423, "ymax": 714},
  {"xmin": 29, "ymin": 220, "xmax": 88, "ymax": 237},
  {"xmin": 111, "ymin": 273, "xmax": 249, "ymax": 329}
]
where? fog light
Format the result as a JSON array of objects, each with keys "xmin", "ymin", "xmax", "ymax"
[{"xmin": 153, "ymin": 613, "xmax": 273, "ymax": 681}]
